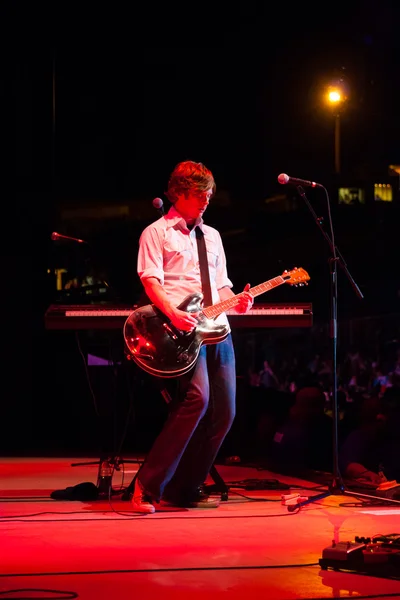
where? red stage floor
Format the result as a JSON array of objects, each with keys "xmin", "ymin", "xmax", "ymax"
[{"xmin": 1, "ymin": 457, "xmax": 400, "ymax": 599}]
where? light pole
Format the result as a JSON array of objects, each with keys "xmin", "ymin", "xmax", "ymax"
[
  {"xmin": 334, "ymin": 112, "xmax": 340, "ymax": 175},
  {"xmin": 326, "ymin": 87, "xmax": 345, "ymax": 176}
]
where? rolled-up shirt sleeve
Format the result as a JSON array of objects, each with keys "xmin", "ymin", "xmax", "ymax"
[{"xmin": 137, "ymin": 226, "xmax": 165, "ymax": 285}]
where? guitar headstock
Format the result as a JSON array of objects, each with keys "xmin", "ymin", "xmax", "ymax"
[{"xmin": 282, "ymin": 267, "xmax": 310, "ymax": 286}]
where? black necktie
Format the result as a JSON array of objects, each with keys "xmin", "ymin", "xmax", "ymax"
[{"xmin": 195, "ymin": 226, "xmax": 213, "ymax": 307}]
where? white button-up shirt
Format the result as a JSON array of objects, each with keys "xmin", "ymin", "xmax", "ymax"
[{"xmin": 137, "ymin": 205, "xmax": 233, "ymax": 327}]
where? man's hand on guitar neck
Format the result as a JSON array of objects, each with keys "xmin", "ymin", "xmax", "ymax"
[
  {"xmin": 219, "ymin": 283, "xmax": 254, "ymax": 314},
  {"xmin": 235, "ymin": 283, "xmax": 254, "ymax": 314}
]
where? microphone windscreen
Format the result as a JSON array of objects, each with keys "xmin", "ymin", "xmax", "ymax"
[
  {"xmin": 152, "ymin": 197, "xmax": 163, "ymax": 209},
  {"xmin": 277, "ymin": 173, "xmax": 289, "ymax": 184}
]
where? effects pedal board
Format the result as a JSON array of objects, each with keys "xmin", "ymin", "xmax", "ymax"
[{"xmin": 319, "ymin": 534, "xmax": 400, "ymax": 578}]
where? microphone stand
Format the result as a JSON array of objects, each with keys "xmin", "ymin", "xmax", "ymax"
[{"xmin": 290, "ymin": 185, "xmax": 400, "ymax": 510}]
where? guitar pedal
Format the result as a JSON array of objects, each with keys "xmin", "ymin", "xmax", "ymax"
[{"xmin": 322, "ymin": 540, "xmax": 365, "ymax": 561}]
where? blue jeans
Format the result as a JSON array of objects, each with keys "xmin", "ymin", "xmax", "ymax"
[{"xmin": 138, "ymin": 334, "xmax": 236, "ymax": 501}]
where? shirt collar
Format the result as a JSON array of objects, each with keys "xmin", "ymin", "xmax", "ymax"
[{"xmin": 166, "ymin": 205, "xmax": 204, "ymax": 231}]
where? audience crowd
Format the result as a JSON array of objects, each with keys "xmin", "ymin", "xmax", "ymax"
[{"xmin": 238, "ymin": 340, "xmax": 400, "ymax": 486}]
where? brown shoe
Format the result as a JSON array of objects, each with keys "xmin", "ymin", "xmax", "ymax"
[
  {"xmin": 185, "ymin": 495, "xmax": 220, "ymax": 509},
  {"xmin": 131, "ymin": 479, "xmax": 155, "ymax": 514},
  {"xmin": 163, "ymin": 487, "xmax": 220, "ymax": 509}
]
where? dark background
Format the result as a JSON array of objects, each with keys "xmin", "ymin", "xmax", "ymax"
[{"xmin": 5, "ymin": 2, "xmax": 400, "ymax": 457}]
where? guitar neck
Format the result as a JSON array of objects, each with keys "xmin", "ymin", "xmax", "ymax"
[{"xmin": 202, "ymin": 276, "xmax": 286, "ymax": 320}]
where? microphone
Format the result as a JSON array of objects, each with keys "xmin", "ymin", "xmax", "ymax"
[
  {"xmin": 152, "ymin": 197, "xmax": 165, "ymax": 216},
  {"xmin": 278, "ymin": 173, "xmax": 323, "ymax": 188},
  {"xmin": 51, "ymin": 232, "xmax": 87, "ymax": 244}
]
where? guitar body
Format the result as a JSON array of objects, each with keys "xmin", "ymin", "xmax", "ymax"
[
  {"xmin": 124, "ymin": 267, "xmax": 310, "ymax": 378},
  {"xmin": 123, "ymin": 292, "xmax": 230, "ymax": 378}
]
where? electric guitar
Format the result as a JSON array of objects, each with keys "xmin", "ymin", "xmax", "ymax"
[{"xmin": 123, "ymin": 267, "xmax": 310, "ymax": 378}]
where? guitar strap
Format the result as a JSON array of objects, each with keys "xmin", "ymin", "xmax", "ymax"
[{"xmin": 195, "ymin": 226, "xmax": 213, "ymax": 307}]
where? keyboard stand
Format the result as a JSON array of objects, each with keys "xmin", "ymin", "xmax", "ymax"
[
  {"xmin": 69, "ymin": 334, "xmax": 143, "ymax": 499},
  {"xmin": 208, "ymin": 464, "xmax": 229, "ymax": 501},
  {"xmin": 71, "ymin": 455, "xmax": 143, "ymax": 499}
]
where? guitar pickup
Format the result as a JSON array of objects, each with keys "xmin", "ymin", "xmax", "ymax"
[{"xmin": 162, "ymin": 322, "xmax": 178, "ymax": 340}]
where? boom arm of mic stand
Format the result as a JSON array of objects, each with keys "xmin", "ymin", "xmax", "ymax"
[{"xmin": 296, "ymin": 186, "xmax": 364, "ymax": 300}]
